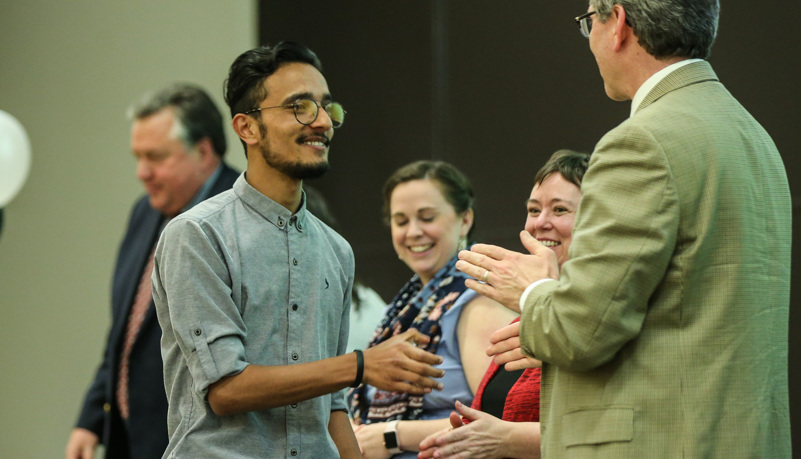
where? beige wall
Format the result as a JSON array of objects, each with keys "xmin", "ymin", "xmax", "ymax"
[{"xmin": 0, "ymin": 1, "xmax": 254, "ymax": 456}]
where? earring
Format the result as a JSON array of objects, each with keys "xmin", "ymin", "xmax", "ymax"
[{"xmin": 457, "ymin": 237, "xmax": 467, "ymax": 252}]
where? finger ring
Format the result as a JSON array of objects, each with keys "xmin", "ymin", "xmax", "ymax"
[{"xmin": 482, "ymin": 269, "xmax": 489, "ymax": 283}]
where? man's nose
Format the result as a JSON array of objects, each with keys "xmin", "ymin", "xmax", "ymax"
[
  {"xmin": 309, "ymin": 106, "xmax": 333, "ymax": 131},
  {"xmin": 136, "ymin": 160, "xmax": 152, "ymax": 180}
]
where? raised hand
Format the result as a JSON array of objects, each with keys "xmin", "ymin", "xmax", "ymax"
[
  {"xmin": 456, "ymin": 231, "xmax": 559, "ymax": 313},
  {"xmin": 486, "ymin": 322, "xmax": 542, "ymax": 371}
]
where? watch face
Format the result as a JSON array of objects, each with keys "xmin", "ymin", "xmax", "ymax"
[{"xmin": 384, "ymin": 431, "xmax": 399, "ymax": 449}]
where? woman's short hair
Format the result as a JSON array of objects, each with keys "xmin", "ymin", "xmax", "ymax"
[{"xmin": 533, "ymin": 149, "xmax": 591, "ymax": 188}]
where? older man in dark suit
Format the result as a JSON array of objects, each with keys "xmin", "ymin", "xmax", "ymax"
[{"xmin": 65, "ymin": 84, "xmax": 238, "ymax": 459}]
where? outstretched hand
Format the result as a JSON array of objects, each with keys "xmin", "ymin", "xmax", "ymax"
[
  {"xmin": 363, "ymin": 329, "xmax": 444, "ymax": 394},
  {"xmin": 456, "ymin": 231, "xmax": 559, "ymax": 313},
  {"xmin": 417, "ymin": 401, "xmax": 510, "ymax": 458},
  {"xmin": 486, "ymin": 322, "xmax": 542, "ymax": 371}
]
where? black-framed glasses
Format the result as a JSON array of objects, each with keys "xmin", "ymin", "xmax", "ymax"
[
  {"xmin": 575, "ymin": 11, "xmax": 596, "ymax": 39},
  {"xmin": 244, "ymin": 98, "xmax": 346, "ymax": 128}
]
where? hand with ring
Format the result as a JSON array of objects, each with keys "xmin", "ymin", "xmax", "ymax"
[{"xmin": 456, "ymin": 230, "xmax": 559, "ymax": 313}]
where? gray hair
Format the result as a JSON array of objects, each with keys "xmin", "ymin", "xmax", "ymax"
[
  {"xmin": 589, "ymin": 0, "xmax": 719, "ymax": 59},
  {"xmin": 128, "ymin": 83, "xmax": 227, "ymax": 158}
]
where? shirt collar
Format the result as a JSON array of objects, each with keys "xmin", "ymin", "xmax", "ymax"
[
  {"xmin": 233, "ymin": 174, "xmax": 307, "ymax": 232},
  {"xmin": 630, "ymin": 58, "xmax": 703, "ymax": 117}
]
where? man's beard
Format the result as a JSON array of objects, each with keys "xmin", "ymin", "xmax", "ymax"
[{"xmin": 258, "ymin": 127, "xmax": 330, "ymax": 180}]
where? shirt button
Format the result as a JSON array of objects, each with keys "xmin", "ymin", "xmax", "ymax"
[
  {"xmin": 292, "ymin": 352, "xmax": 299, "ymax": 360},
  {"xmin": 291, "ymin": 403, "xmax": 298, "ymax": 409},
  {"xmin": 277, "ymin": 218, "xmax": 285, "ymax": 227},
  {"xmin": 290, "ymin": 449, "xmax": 298, "ymax": 456},
  {"xmin": 292, "ymin": 304, "xmax": 298, "ymax": 311},
  {"xmin": 293, "ymin": 258, "xmax": 299, "ymax": 266},
  {"xmin": 297, "ymin": 221, "xmax": 303, "ymax": 230},
  {"xmin": 194, "ymin": 329, "xmax": 202, "ymax": 336},
  {"xmin": 103, "ymin": 403, "xmax": 111, "ymax": 413}
]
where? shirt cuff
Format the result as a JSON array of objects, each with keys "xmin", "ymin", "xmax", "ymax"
[{"xmin": 519, "ymin": 278, "xmax": 557, "ymax": 313}]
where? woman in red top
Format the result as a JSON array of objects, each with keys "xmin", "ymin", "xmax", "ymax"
[{"xmin": 418, "ymin": 150, "xmax": 589, "ymax": 459}]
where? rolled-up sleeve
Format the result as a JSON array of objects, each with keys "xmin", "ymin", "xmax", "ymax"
[{"xmin": 153, "ymin": 218, "xmax": 248, "ymax": 395}]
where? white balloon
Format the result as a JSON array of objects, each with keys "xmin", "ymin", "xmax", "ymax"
[{"xmin": 0, "ymin": 110, "xmax": 32, "ymax": 207}]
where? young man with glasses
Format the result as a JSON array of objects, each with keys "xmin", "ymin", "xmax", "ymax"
[
  {"xmin": 461, "ymin": 1, "xmax": 791, "ymax": 457},
  {"xmin": 152, "ymin": 43, "xmax": 446, "ymax": 458}
]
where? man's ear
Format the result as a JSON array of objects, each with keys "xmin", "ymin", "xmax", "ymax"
[
  {"xmin": 194, "ymin": 137, "xmax": 219, "ymax": 169},
  {"xmin": 232, "ymin": 113, "xmax": 261, "ymax": 147},
  {"xmin": 612, "ymin": 4, "xmax": 632, "ymax": 52}
]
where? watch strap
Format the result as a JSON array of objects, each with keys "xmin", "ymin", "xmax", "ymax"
[{"xmin": 383, "ymin": 419, "xmax": 402, "ymax": 454}]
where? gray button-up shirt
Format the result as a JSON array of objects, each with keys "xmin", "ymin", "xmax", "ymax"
[{"xmin": 153, "ymin": 174, "xmax": 354, "ymax": 458}]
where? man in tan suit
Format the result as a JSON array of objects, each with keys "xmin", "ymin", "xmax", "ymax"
[{"xmin": 457, "ymin": 0, "xmax": 792, "ymax": 457}]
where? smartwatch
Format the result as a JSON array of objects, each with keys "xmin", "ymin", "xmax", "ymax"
[{"xmin": 383, "ymin": 419, "xmax": 402, "ymax": 454}]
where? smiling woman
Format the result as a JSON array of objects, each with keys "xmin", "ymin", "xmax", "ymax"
[
  {"xmin": 347, "ymin": 160, "xmax": 517, "ymax": 458},
  {"xmin": 525, "ymin": 149, "xmax": 589, "ymax": 268},
  {"xmin": 418, "ymin": 149, "xmax": 590, "ymax": 459}
]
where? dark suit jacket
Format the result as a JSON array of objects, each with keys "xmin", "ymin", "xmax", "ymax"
[{"xmin": 76, "ymin": 164, "xmax": 238, "ymax": 459}]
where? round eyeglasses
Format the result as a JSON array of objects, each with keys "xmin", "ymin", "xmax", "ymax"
[{"xmin": 244, "ymin": 98, "xmax": 346, "ymax": 128}]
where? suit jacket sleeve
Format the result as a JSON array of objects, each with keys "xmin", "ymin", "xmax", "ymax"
[
  {"xmin": 74, "ymin": 329, "xmax": 113, "ymax": 435},
  {"xmin": 74, "ymin": 198, "xmax": 154, "ymax": 435},
  {"xmin": 520, "ymin": 122, "xmax": 679, "ymax": 371}
]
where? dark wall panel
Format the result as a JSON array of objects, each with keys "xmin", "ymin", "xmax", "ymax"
[
  {"xmin": 260, "ymin": 2, "xmax": 437, "ymax": 294},
  {"xmin": 443, "ymin": 2, "xmax": 628, "ymax": 252}
]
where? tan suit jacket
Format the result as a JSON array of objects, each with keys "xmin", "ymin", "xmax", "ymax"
[{"xmin": 521, "ymin": 61, "xmax": 791, "ymax": 458}]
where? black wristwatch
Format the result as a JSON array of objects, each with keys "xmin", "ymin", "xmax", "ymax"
[{"xmin": 383, "ymin": 420, "xmax": 402, "ymax": 454}]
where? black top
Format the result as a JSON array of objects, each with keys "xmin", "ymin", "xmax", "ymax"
[{"xmin": 481, "ymin": 366, "xmax": 524, "ymax": 419}]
